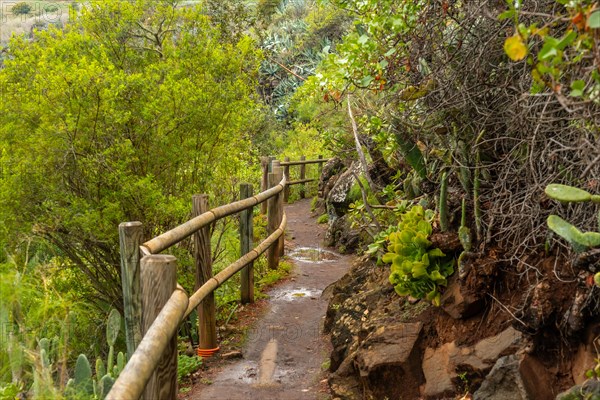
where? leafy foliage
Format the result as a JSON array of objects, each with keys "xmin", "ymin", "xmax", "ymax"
[
  {"xmin": 382, "ymin": 206, "xmax": 454, "ymax": 306},
  {"xmin": 177, "ymin": 354, "xmax": 202, "ymax": 384},
  {"xmin": 502, "ymin": 0, "xmax": 600, "ymax": 101},
  {"xmin": 0, "ymin": 0, "xmax": 264, "ymax": 307}
]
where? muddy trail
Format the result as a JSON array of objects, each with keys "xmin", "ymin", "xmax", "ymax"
[{"xmin": 189, "ymin": 198, "xmax": 352, "ymax": 400}]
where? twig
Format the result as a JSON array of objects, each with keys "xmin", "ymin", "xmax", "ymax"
[{"xmin": 488, "ymin": 293, "xmax": 529, "ymax": 328}]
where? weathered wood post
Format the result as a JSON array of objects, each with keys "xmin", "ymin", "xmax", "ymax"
[
  {"xmin": 299, "ymin": 155, "xmax": 306, "ymax": 199},
  {"xmin": 140, "ymin": 254, "xmax": 178, "ymax": 400},
  {"xmin": 240, "ymin": 183, "xmax": 254, "ymax": 304},
  {"xmin": 260, "ymin": 157, "xmax": 269, "ymax": 215},
  {"xmin": 267, "ymin": 169, "xmax": 280, "ymax": 270},
  {"xmin": 283, "ymin": 157, "xmax": 290, "ymax": 203},
  {"xmin": 273, "ymin": 165, "xmax": 285, "ymax": 257},
  {"xmin": 193, "ymin": 195, "xmax": 218, "ymax": 352},
  {"xmin": 119, "ymin": 221, "xmax": 143, "ymax": 359}
]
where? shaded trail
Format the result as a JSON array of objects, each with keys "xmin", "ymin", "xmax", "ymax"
[{"xmin": 192, "ymin": 198, "xmax": 352, "ymax": 400}]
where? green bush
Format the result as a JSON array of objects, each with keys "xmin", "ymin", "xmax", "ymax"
[
  {"xmin": 44, "ymin": 4, "xmax": 60, "ymax": 13},
  {"xmin": 11, "ymin": 2, "xmax": 32, "ymax": 15},
  {"xmin": 382, "ymin": 205, "xmax": 454, "ymax": 306}
]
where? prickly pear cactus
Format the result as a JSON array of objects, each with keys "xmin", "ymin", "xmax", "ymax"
[
  {"xmin": 74, "ymin": 354, "xmax": 93, "ymax": 394},
  {"xmin": 116, "ymin": 351, "xmax": 125, "ymax": 376},
  {"xmin": 458, "ymin": 198, "xmax": 472, "ymax": 278},
  {"xmin": 38, "ymin": 338, "xmax": 50, "ymax": 369},
  {"xmin": 96, "ymin": 358, "xmax": 106, "ymax": 379},
  {"xmin": 458, "ymin": 199, "xmax": 472, "ymax": 252},
  {"xmin": 439, "ymin": 171, "xmax": 449, "ymax": 232},
  {"xmin": 106, "ymin": 309, "xmax": 121, "ymax": 347},
  {"xmin": 545, "ymin": 184, "xmax": 591, "ymax": 203},
  {"xmin": 547, "ymin": 215, "xmax": 600, "ymax": 250},
  {"xmin": 98, "ymin": 374, "xmax": 115, "ymax": 399}
]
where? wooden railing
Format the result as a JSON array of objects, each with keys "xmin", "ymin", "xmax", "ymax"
[{"xmin": 107, "ymin": 156, "xmax": 328, "ymax": 400}]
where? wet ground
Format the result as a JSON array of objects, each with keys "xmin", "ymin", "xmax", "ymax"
[{"xmin": 190, "ymin": 198, "xmax": 352, "ymax": 400}]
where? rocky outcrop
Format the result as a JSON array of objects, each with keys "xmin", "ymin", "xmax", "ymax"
[
  {"xmin": 422, "ymin": 327, "xmax": 523, "ymax": 397},
  {"xmin": 318, "ymin": 157, "xmax": 345, "ymax": 202},
  {"xmin": 440, "ymin": 275, "xmax": 485, "ymax": 320},
  {"xmin": 326, "ymin": 161, "xmax": 361, "ymax": 219},
  {"xmin": 324, "ymin": 215, "xmax": 359, "ymax": 253},
  {"xmin": 557, "ymin": 380, "xmax": 600, "ymax": 399},
  {"xmin": 317, "ymin": 160, "xmax": 363, "ymax": 252},
  {"xmin": 326, "ymin": 256, "xmax": 423, "ymax": 399},
  {"xmin": 571, "ymin": 322, "xmax": 600, "ymax": 385},
  {"xmin": 324, "ymin": 253, "xmax": 573, "ymax": 399},
  {"xmin": 355, "ymin": 323, "xmax": 424, "ymax": 400},
  {"xmin": 473, "ymin": 354, "xmax": 554, "ymax": 400}
]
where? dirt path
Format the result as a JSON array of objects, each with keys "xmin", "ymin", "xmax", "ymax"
[{"xmin": 191, "ymin": 198, "xmax": 352, "ymax": 400}]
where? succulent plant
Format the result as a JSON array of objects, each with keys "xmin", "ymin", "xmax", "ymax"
[
  {"xmin": 98, "ymin": 374, "xmax": 115, "ymax": 399},
  {"xmin": 65, "ymin": 311, "xmax": 125, "ymax": 399},
  {"xmin": 545, "ymin": 184, "xmax": 600, "ymax": 291},
  {"xmin": 74, "ymin": 354, "xmax": 93, "ymax": 395},
  {"xmin": 547, "ymin": 215, "xmax": 600, "ymax": 250},
  {"xmin": 439, "ymin": 171, "xmax": 448, "ymax": 232},
  {"xmin": 457, "ymin": 198, "xmax": 472, "ymax": 279},
  {"xmin": 96, "ymin": 358, "xmax": 106, "ymax": 379},
  {"xmin": 545, "ymin": 184, "xmax": 600, "ymax": 203}
]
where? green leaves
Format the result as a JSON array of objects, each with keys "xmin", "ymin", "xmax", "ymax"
[
  {"xmin": 569, "ymin": 80, "xmax": 586, "ymax": 97},
  {"xmin": 382, "ymin": 205, "xmax": 454, "ymax": 305},
  {"xmin": 503, "ymin": 2, "xmax": 600, "ymax": 101}
]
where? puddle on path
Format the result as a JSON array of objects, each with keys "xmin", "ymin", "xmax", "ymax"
[
  {"xmin": 289, "ymin": 247, "xmax": 340, "ymax": 263},
  {"xmin": 219, "ymin": 360, "xmax": 294, "ymax": 385},
  {"xmin": 270, "ymin": 287, "xmax": 322, "ymax": 302}
]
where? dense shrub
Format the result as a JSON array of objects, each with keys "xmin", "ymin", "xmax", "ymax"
[{"xmin": 11, "ymin": 2, "xmax": 32, "ymax": 15}]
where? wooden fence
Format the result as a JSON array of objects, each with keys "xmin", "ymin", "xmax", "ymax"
[{"xmin": 107, "ymin": 156, "xmax": 328, "ymax": 400}]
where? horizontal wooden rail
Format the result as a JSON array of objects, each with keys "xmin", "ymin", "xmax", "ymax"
[
  {"xmin": 288, "ymin": 178, "xmax": 315, "ymax": 186},
  {"xmin": 106, "ymin": 286, "xmax": 189, "ymax": 400},
  {"xmin": 143, "ymin": 177, "xmax": 286, "ymax": 255},
  {"xmin": 279, "ymin": 158, "xmax": 331, "ymax": 166},
  {"xmin": 108, "ymin": 215, "xmax": 288, "ymax": 400},
  {"xmin": 185, "ymin": 213, "xmax": 287, "ymax": 318},
  {"xmin": 113, "ymin": 156, "xmax": 319, "ymax": 399}
]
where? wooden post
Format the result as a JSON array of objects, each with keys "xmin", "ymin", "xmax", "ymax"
[
  {"xmin": 260, "ymin": 157, "xmax": 269, "ymax": 215},
  {"xmin": 268, "ymin": 156, "xmax": 275, "ymax": 172},
  {"xmin": 273, "ymin": 166, "xmax": 285, "ymax": 258},
  {"xmin": 283, "ymin": 157, "xmax": 290, "ymax": 203},
  {"xmin": 193, "ymin": 195, "xmax": 217, "ymax": 351},
  {"xmin": 299, "ymin": 155, "xmax": 306, "ymax": 199},
  {"xmin": 267, "ymin": 172, "xmax": 280, "ymax": 270},
  {"xmin": 140, "ymin": 255, "xmax": 178, "ymax": 400},
  {"xmin": 240, "ymin": 183, "xmax": 254, "ymax": 304},
  {"xmin": 119, "ymin": 221, "xmax": 143, "ymax": 359}
]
